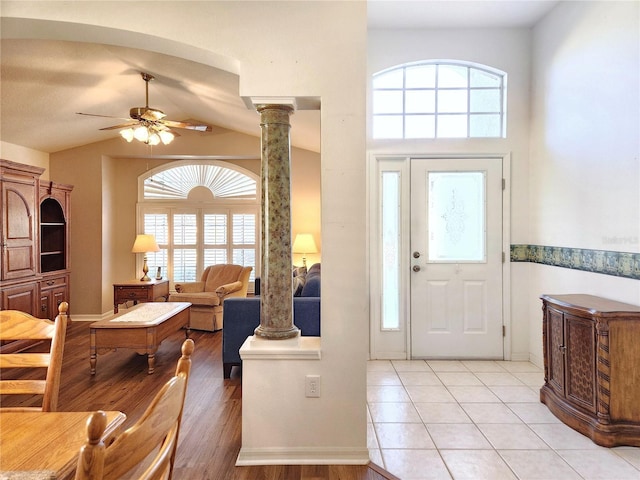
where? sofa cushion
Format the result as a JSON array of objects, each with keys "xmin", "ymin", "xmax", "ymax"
[
  {"xmin": 300, "ymin": 263, "xmax": 320, "ymax": 297},
  {"xmin": 168, "ymin": 292, "xmax": 221, "ymax": 306},
  {"xmin": 292, "ymin": 275, "xmax": 306, "ymax": 296},
  {"xmin": 204, "ymin": 264, "xmax": 247, "ymax": 292}
]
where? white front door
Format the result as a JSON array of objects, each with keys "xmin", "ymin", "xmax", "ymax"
[{"xmin": 410, "ymin": 157, "xmax": 503, "ymax": 358}]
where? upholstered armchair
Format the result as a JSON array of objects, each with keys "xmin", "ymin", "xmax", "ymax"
[{"xmin": 168, "ymin": 264, "xmax": 252, "ymax": 331}]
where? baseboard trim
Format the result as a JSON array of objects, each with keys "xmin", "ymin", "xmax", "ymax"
[{"xmin": 236, "ymin": 446, "xmax": 370, "ymax": 466}]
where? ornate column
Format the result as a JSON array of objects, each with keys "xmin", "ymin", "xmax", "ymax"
[{"xmin": 254, "ymin": 103, "xmax": 299, "ymax": 340}]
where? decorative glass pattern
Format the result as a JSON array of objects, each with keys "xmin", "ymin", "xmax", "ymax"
[
  {"xmin": 381, "ymin": 171, "xmax": 401, "ymax": 330},
  {"xmin": 428, "ymin": 171, "xmax": 486, "ymax": 262},
  {"xmin": 373, "ymin": 61, "xmax": 506, "ymax": 139}
]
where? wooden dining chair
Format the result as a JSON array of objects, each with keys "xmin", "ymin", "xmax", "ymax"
[
  {"xmin": 0, "ymin": 302, "xmax": 69, "ymax": 412},
  {"xmin": 75, "ymin": 338, "xmax": 195, "ymax": 480}
]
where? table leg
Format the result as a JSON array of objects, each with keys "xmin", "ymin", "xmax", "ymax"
[
  {"xmin": 90, "ymin": 329, "xmax": 97, "ymax": 375},
  {"xmin": 147, "ymin": 353, "xmax": 155, "ymax": 374}
]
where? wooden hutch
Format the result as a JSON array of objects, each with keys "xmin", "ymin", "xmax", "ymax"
[
  {"xmin": 1, "ymin": 159, "xmax": 72, "ymax": 324},
  {"xmin": 540, "ymin": 294, "xmax": 640, "ymax": 447}
]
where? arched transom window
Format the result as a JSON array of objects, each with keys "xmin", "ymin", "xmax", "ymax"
[
  {"xmin": 137, "ymin": 161, "xmax": 259, "ymax": 287},
  {"xmin": 144, "ymin": 163, "xmax": 257, "ymax": 200},
  {"xmin": 373, "ymin": 61, "xmax": 506, "ymax": 139}
]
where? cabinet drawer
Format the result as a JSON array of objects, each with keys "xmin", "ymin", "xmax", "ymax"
[
  {"xmin": 115, "ymin": 287, "xmax": 151, "ymax": 301},
  {"xmin": 40, "ymin": 276, "xmax": 66, "ymax": 289}
]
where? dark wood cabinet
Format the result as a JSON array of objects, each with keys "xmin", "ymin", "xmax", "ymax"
[
  {"xmin": 1, "ymin": 159, "xmax": 43, "ymax": 316},
  {"xmin": 0, "ymin": 160, "xmax": 42, "ymax": 284},
  {"xmin": 39, "ymin": 181, "xmax": 72, "ymax": 319},
  {"xmin": 541, "ymin": 294, "xmax": 640, "ymax": 447},
  {"xmin": 0, "ymin": 160, "xmax": 72, "ymax": 323},
  {"xmin": 39, "ymin": 273, "xmax": 70, "ymax": 321},
  {"xmin": 113, "ymin": 279, "xmax": 169, "ymax": 313}
]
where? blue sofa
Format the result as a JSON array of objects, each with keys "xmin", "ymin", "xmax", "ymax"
[{"xmin": 222, "ymin": 263, "xmax": 321, "ymax": 378}]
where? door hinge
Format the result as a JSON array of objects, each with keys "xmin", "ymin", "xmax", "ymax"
[
  {"xmin": 502, "ymin": 178, "xmax": 506, "ymax": 190},
  {"xmin": 502, "ymin": 252, "xmax": 505, "ymax": 263},
  {"xmin": 503, "ymin": 325, "xmax": 506, "ymax": 337}
]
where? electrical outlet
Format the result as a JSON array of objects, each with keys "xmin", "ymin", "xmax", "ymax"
[{"xmin": 305, "ymin": 375, "xmax": 321, "ymax": 398}]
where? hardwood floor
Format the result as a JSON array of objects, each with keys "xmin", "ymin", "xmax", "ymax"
[{"xmin": 1, "ymin": 322, "xmax": 397, "ymax": 480}]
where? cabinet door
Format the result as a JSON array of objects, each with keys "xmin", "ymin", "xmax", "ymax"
[
  {"xmin": 2, "ymin": 180, "xmax": 38, "ymax": 280},
  {"xmin": 1, "ymin": 282, "xmax": 38, "ymax": 315},
  {"xmin": 547, "ymin": 306, "xmax": 565, "ymax": 396},
  {"xmin": 565, "ymin": 314, "xmax": 597, "ymax": 413}
]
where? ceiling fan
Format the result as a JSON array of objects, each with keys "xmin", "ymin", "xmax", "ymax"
[{"xmin": 77, "ymin": 72, "xmax": 212, "ymax": 145}]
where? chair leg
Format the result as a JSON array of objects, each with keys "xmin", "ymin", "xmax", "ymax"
[{"xmin": 223, "ymin": 363, "xmax": 232, "ymax": 379}]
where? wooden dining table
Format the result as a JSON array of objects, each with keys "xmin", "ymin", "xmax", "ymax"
[{"xmin": 0, "ymin": 410, "xmax": 126, "ymax": 480}]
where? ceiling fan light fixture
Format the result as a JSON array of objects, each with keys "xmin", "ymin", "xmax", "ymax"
[
  {"xmin": 158, "ymin": 129, "xmax": 175, "ymax": 145},
  {"xmin": 120, "ymin": 128, "xmax": 135, "ymax": 142},
  {"xmin": 147, "ymin": 131, "xmax": 161, "ymax": 146},
  {"xmin": 133, "ymin": 125, "xmax": 149, "ymax": 142},
  {"xmin": 80, "ymin": 71, "xmax": 211, "ymax": 145}
]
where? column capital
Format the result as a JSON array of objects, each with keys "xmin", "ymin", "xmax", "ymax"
[{"xmin": 250, "ymin": 97, "xmax": 297, "ymax": 111}]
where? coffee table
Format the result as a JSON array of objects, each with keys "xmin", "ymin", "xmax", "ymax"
[{"xmin": 90, "ymin": 302, "xmax": 191, "ymax": 375}]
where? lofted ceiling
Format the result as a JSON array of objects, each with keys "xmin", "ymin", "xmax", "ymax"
[{"xmin": 0, "ymin": 1, "xmax": 559, "ymax": 155}]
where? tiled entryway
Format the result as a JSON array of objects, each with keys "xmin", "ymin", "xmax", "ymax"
[{"xmin": 367, "ymin": 360, "xmax": 640, "ymax": 479}]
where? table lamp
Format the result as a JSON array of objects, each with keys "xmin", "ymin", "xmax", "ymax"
[
  {"xmin": 131, "ymin": 234, "xmax": 160, "ymax": 281},
  {"xmin": 292, "ymin": 233, "xmax": 318, "ymax": 269}
]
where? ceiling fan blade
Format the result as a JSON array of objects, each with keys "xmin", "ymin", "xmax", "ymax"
[
  {"xmin": 76, "ymin": 112, "xmax": 132, "ymax": 121},
  {"xmin": 160, "ymin": 119, "xmax": 212, "ymax": 132},
  {"xmin": 99, "ymin": 122, "xmax": 138, "ymax": 131}
]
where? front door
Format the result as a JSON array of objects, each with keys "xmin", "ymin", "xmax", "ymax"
[{"xmin": 410, "ymin": 158, "xmax": 503, "ymax": 358}]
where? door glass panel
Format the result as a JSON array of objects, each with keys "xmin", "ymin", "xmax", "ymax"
[
  {"xmin": 381, "ymin": 171, "xmax": 401, "ymax": 330},
  {"xmin": 428, "ymin": 171, "xmax": 486, "ymax": 262}
]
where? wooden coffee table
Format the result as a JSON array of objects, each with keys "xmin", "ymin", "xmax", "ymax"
[{"xmin": 90, "ymin": 302, "xmax": 191, "ymax": 375}]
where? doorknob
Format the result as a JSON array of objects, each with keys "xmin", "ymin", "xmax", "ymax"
[
  {"xmin": 413, "ymin": 251, "xmax": 421, "ymax": 258},
  {"xmin": 412, "ymin": 265, "xmax": 421, "ymax": 272}
]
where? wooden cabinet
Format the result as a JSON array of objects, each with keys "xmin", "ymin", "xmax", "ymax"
[
  {"xmin": 39, "ymin": 273, "xmax": 69, "ymax": 321},
  {"xmin": 113, "ymin": 279, "xmax": 169, "ymax": 313},
  {"xmin": 40, "ymin": 181, "xmax": 72, "ymax": 273},
  {"xmin": 1, "ymin": 281, "xmax": 38, "ymax": 313},
  {"xmin": 0, "ymin": 160, "xmax": 42, "ymax": 283},
  {"xmin": 39, "ymin": 181, "xmax": 72, "ymax": 319},
  {"xmin": 540, "ymin": 294, "xmax": 640, "ymax": 447},
  {"xmin": 0, "ymin": 159, "xmax": 43, "ymax": 317},
  {"xmin": 0, "ymin": 160, "xmax": 72, "ymax": 322}
]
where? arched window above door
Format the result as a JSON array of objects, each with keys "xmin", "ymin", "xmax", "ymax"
[{"xmin": 372, "ymin": 61, "xmax": 507, "ymax": 139}]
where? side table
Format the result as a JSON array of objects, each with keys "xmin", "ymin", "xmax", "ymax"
[{"xmin": 113, "ymin": 279, "xmax": 169, "ymax": 313}]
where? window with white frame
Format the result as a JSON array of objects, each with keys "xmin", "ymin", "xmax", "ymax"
[
  {"xmin": 373, "ymin": 61, "xmax": 506, "ymax": 139},
  {"xmin": 138, "ymin": 161, "xmax": 259, "ymax": 286}
]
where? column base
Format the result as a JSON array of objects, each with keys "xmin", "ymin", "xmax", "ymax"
[{"xmin": 254, "ymin": 324, "xmax": 300, "ymax": 340}]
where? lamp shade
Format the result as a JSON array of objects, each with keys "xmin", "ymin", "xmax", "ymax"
[
  {"xmin": 292, "ymin": 233, "xmax": 318, "ymax": 254},
  {"xmin": 131, "ymin": 234, "xmax": 160, "ymax": 253}
]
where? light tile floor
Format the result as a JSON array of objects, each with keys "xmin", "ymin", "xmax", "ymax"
[{"xmin": 367, "ymin": 359, "xmax": 640, "ymax": 480}]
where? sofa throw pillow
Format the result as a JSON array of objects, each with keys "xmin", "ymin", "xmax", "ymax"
[
  {"xmin": 292, "ymin": 275, "xmax": 306, "ymax": 296},
  {"xmin": 293, "ymin": 266, "xmax": 307, "ymax": 277}
]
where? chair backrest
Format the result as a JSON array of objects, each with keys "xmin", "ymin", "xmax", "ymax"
[
  {"xmin": 202, "ymin": 264, "xmax": 252, "ymax": 296},
  {"xmin": 0, "ymin": 302, "xmax": 69, "ymax": 412},
  {"xmin": 75, "ymin": 338, "xmax": 195, "ymax": 480}
]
